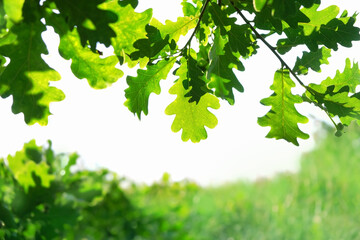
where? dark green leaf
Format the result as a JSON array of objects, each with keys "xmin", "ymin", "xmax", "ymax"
[
  {"xmin": 100, "ymin": 1, "xmax": 152, "ymax": 67},
  {"xmin": 0, "ymin": 22, "xmax": 64, "ymax": 125},
  {"xmin": 207, "ymin": 29, "xmax": 244, "ymax": 105},
  {"xmin": 47, "ymin": 13, "xmax": 123, "ymax": 89},
  {"xmin": 183, "ymin": 56, "xmax": 211, "ymax": 103},
  {"xmin": 130, "ymin": 25, "xmax": 170, "ymax": 61},
  {"xmin": 293, "ymin": 47, "xmax": 331, "ymax": 75},
  {"xmin": 51, "ymin": 0, "xmax": 118, "ymax": 50}
]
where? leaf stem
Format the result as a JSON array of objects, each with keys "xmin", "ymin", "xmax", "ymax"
[{"xmin": 182, "ymin": 0, "xmax": 211, "ymax": 50}]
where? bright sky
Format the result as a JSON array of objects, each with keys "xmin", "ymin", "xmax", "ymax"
[{"xmin": 0, "ymin": 1, "xmax": 359, "ymax": 185}]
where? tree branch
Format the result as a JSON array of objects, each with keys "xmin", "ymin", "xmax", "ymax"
[
  {"xmin": 231, "ymin": 3, "xmax": 308, "ymax": 89},
  {"xmin": 231, "ymin": 3, "xmax": 340, "ymax": 130}
]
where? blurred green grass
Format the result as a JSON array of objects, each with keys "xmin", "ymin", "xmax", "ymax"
[
  {"xmin": 1, "ymin": 123, "xmax": 360, "ymax": 239},
  {"xmin": 131, "ymin": 123, "xmax": 360, "ymax": 239}
]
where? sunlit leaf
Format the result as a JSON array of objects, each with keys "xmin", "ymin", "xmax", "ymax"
[
  {"xmin": 7, "ymin": 140, "xmax": 54, "ymax": 192},
  {"xmin": 47, "ymin": 14, "xmax": 123, "ymax": 89},
  {"xmin": 253, "ymin": 0, "xmax": 267, "ymax": 12},
  {"xmin": 258, "ymin": 69, "xmax": 309, "ymax": 146},
  {"xmin": 321, "ymin": 58, "xmax": 360, "ymax": 93},
  {"xmin": 293, "ymin": 47, "xmax": 331, "ymax": 75},
  {"xmin": 151, "ymin": 16, "xmax": 197, "ymax": 42},
  {"xmin": 3, "ymin": 0, "xmax": 25, "ymax": 23},
  {"xmin": 51, "ymin": 0, "xmax": 118, "ymax": 50},
  {"xmin": 0, "ymin": 22, "xmax": 64, "ymax": 125},
  {"xmin": 207, "ymin": 29, "xmax": 244, "ymax": 105},
  {"xmin": 165, "ymin": 59, "xmax": 220, "ymax": 142},
  {"xmin": 100, "ymin": 1, "xmax": 152, "ymax": 67},
  {"xmin": 182, "ymin": 56, "xmax": 210, "ymax": 103},
  {"xmin": 300, "ymin": 4, "xmax": 339, "ymax": 36},
  {"xmin": 124, "ymin": 58, "xmax": 176, "ymax": 118}
]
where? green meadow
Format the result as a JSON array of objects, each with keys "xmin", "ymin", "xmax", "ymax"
[{"xmin": 1, "ymin": 123, "xmax": 360, "ymax": 239}]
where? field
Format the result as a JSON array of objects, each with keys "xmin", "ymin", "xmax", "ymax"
[{"xmin": 1, "ymin": 123, "xmax": 360, "ymax": 239}]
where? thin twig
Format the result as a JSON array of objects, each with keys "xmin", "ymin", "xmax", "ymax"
[
  {"xmin": 230, "ymin": 3, "xmax": 339, "ymax": 128},
  {"xmin": 231, "ymin": 3, "xmax": 307, "ymax": 89},
  {"xmin": 182, "ymin": 0, "xmax": 211, "ymax": 50}
]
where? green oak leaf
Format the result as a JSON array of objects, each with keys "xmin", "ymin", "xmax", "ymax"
[
  {"xmin": 254, "ymin": 6, "xmax": 283, "ymax": 33},
  {"xmin": 129, "ymin": 25, "xmax": 170, "ymax": 61},
  {"xmin": 124, "ymin": 58, "xmax": 176, "ymax": 118},
  {"xmin": 300, "ymin": 0, "xmax": 320, "ymax": 8},
  {"xmin": 254, "ymin": 0, "xmax": 308, "ymax": 30},
  {"xmin": 182, "ymin": 1, "xmax": 198, "ymax": 17},
  {"xmin": 165, "ymin": 62, "xmax": 220, "ymax": 143},
  {"xmin": 151, "ymin": 16, "xmax": 197, "ymax": 42},
  {"xmin": 305, "ymin": 59, "xmax": 360, "ymax": 125},
  {"xmin": 253, "ymin": 0, "xmax": 267, "ymax": 12},
  {"xmin": 293, "ymin": 47, "xmax": 331, "ymax": 75},
  {"xmin": 100, "ymin": 1, "xmax": 152, "ymax": 67},
  {"xmin": 0, "ymin": 3, "xmax": 6, "ymax": 32},
  {"xmin": 207, "ymin": 29, "xmax": 244, "ymax": 105},
  {"xmin": 208, "ymin": 2, "xmax": 236, "ymax": 36},
  {"xmin": 182, "ymin": 56, "xmax": 211, "ymax": 103},
  {"xmin": 51, "ymin": 0, "xmax": 118, "ymax": 50},
  {"xmin": 321, "ymin": 58, "xmax": 360, "ymax": 93},
  {"xmin": 7, "ymin": 140, "xmax": 54, "ymax": 192},
  {"xmin": 306, "ymin": 85, "xmax": 360, "ymax": 126},
  {"xmin": 300, "ymin": 4, "xmax": 339, "ymax": 36},
  {"xmin": 227, "ymin": 24, "xmax": 257, "ymax": 58},
  {"xmin": 3, "ymin": 0, "xmax": 25, "ymax": 23},
  {"xmin": 47, "ymin": 14, "xmax": 123, "ymax": 89},
  {"xmin": 118, "ymin": 0, "xmax": 138, "ymax": 8},
  {"xmin": 339, "ymin": 93, "xmax": 360, "ymax": 125},
  {"xmin": 258, "ymin": 69, "xmax": 309, "ymax": 146},
  {"xmin": 278, "ymin": 12, "xmax": 360, "ymax": 53},
  {"xmin": 0, "ymin": 21, "xmax": 64, "ymax": 125},
  {"xmin": 271, "ymin": 0, "xmax": 297, "ymax": 19}
]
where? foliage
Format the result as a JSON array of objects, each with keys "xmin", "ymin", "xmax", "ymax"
[
  {"xmin": 1, "ymin": 123, "xmax": 360, "ymax": 239},
  {"xmin": 0, "ymin": 0, "xmax": 360, "ymax": 144}
]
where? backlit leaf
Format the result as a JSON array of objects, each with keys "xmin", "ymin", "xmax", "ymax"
[
  {"xmin": 300, "ymin": 4, "xmax": 339, "ymax": 36},
  {"xmin": 258, "ymin": 69, "xmax": 309, "ymax": 146},
  {"xmin": 3, "ymin": 0, "xmax": 25, "ymax": 23},
  {"xmin": 7, "ymin": 140, "xmax": 54, "ymax": 192},
  {"xmin": 129, "ymin": 25, "xmax": 170, "ymax": 61},
  {"xmin": 51, "ymin": 0, "xmax": 118, "ymax": 50},
  {"xmin": 321, "ymin": 58, "xmax": 360, "ymax": 93},
  {"xmin": 293, "ymin": 47, "xmax": 331, "ymax": 75},
  {"xmin": 0, "ymin": 22, "xmax": 64, "ymax": 125},
  {"xmin": 207, "ymin": 29, "xmax": 244, "ymax": 105},
  {"xmin": 151, "ymin": 16, "xmax": 197, "ymax": 42},
  {"xmin": 100, "ymin": 1, "xmax": 152, "ymax": 67},
  {"xmin": 182, "ymin": 56, "xmax": 210, "ymax": 103},
  {"xmin": 278, "ymin": 12, "xmax": 360, "ymax": 53},
  {"xmin": 47, "ymin": 14, "xmax": 123, "ymax": 89},
  {"xmin": 165, "ymin": 61, "xmax": 220, "ymax": 143},
  {"xmin": 253, "ymin": 0, "xmax": 267, "ymax": 12},
  {"xmin": 124, "ymin": 58, "xmax": 176, "ymax": 118}
]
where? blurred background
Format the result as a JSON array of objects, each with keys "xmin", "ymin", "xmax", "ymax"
[{"xmin": 1, "ymin": 123, "xmax": 360, "ymax": 239}]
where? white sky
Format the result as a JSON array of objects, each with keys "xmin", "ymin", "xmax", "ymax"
[{"xmin": 0, "ymin": 0, "xmax": 359, "ymax": 185}]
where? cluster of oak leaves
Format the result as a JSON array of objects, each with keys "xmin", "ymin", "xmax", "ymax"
[{"xmin": 0, "ymin": 0, "xmax": 360, "ymax": 145}]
